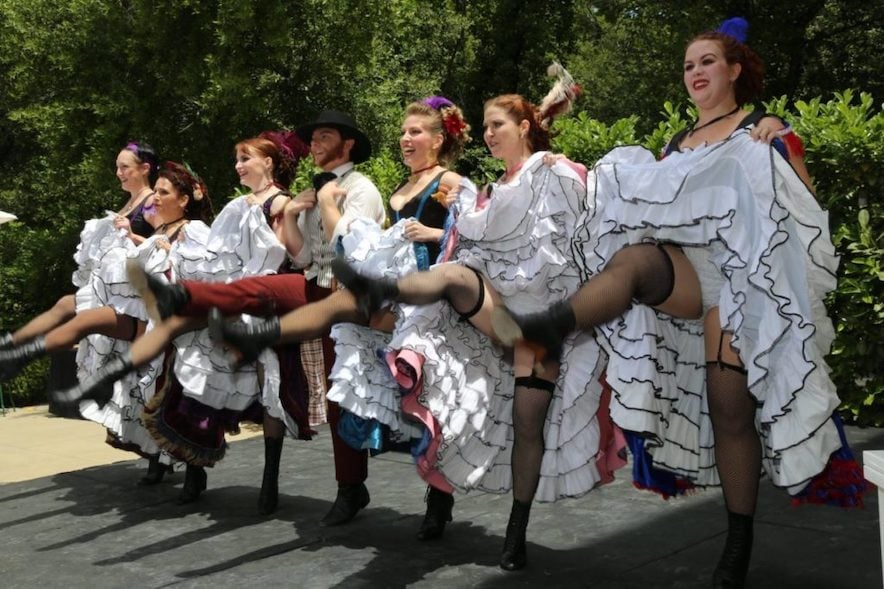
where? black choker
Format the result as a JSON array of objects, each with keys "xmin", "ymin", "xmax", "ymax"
[
  {"xmin": 409, "ymin": 163, "xmax": 438, "ymax": 181},
  {"xmin": 688, "ymin": 106, "xmax": 740, "ymax": 136},
  {"xmin": 157, "ymin": 216, "xmax": 186, "ymax": 234}
]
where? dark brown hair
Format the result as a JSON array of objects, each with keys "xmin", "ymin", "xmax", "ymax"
[{"xmin": 158, "ymin": 163, "xmax": 213, "ymax": 224}]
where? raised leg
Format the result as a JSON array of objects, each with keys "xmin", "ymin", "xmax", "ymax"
[
  {"xmin": 492, "ymin": 243, "xmax": 702, "ymax": 359},
  {"xmin": 12, "ymin": 294, "xmax": 77, "ymax": 344}
]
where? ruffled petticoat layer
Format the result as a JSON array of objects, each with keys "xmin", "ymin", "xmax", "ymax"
[
  {"xmin": 143, "ymin": 197, "xmax": 309, "ymax": 466},
  {"xmin": 329, "ymin": 155, "xmax": 627, "ymax": 502},
  {"xmin": 71, "ymin": 218, "xmax": 210, "ymax": 458},
  {"xmin": 326, "ymin": 220, "xmax": 425, "ymax": 449},
  {"xmin": 576, "ymin": 131, "xmax": 844, "ymax": 494}
]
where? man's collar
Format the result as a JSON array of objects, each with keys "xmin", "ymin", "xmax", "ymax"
[{"xmin": 329, "ymin": 162, "xmax": 354, "ymax": 177}]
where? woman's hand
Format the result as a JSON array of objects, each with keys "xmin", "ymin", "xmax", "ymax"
[
  {"xmin": 750, "ymin": 116, "xmax": 785, "ymax": 144},
  {"xmin": 543, "ymin": 152, "xmax": 566, "ymax": 166},
  {"xmin": 113, "ymin": 215, "xmax": 132, "ymax": 233},
  {"xmin": 287, "ymin": 189, "xmax": 317, "ymax": 216},
  {"xmin": 154, "ymin": 238, "xmax": 172, "ymax": 252},
  {"xmin": 404, "ymin": 219, "xmax": 443, "ymax": 243}
]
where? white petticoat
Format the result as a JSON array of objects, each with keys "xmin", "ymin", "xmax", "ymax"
[
  {"xmin": 74, "ymin": 219, "xmax": 210, "ymax": 456},
  {"xmin": 577, "ymin": 131, "xmax": 841, "ymax": 491},
  {"xmin": 325, "ymin": 218, "xmax": 422, "ymax": 433},
  {"xmin": 167, "ymin": 197, "xmax": 300, "ymax": 436},
  {"xmin": 330, "ymin": 154, "xmax": 623, "ymax": 502}
]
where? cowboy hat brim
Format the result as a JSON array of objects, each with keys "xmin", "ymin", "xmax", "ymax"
[{"xmin": 296, "ymin": 111, "xmax": 372, "ymax": 164}]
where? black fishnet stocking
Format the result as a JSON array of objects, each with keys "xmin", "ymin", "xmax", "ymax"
[
  {"xmin": 511, "ymin": 378, "xmax": 554, "ymax": 503},
  {"xmin": 569, "ymin": 243, "xmax": 675, "ymax": 331},
  {"xmin": 706, "ymin": 362, "xmax": 761, "ymax": 516}
]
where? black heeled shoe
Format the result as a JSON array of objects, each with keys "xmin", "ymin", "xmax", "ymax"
[
  {"xmin": 177, "ymin": 465, "xmax": 207, "ymax": 504},
  {"xmin": 416, "ymin": 486, "xmax": 454, "ymax": 541},
  {"xmin": 208, "ymin": 308, "xmax": 280, "ymax": 366},
  {"xmin": 138, "ymin": 455, "xmax": 173, "ymax": 486},
  {"xmin": 330, "ymin": 257, "xmax": 396, "ymax": 320},
  {"xmin": 258, "ymin": 437, "xmax": 284, "ymax": 515},
  {"xmin": 127, "ymin": 259, "xmax": 190, "ymax": 322},
  {"xmin": 712, "ymin": 511, "xmax": 754, "ymax": 588},
  {"xmin": 320, "ymin": 482, "xmax": 370, "ymax": 526},
  {"xmin": 500, "ymin": 499, "xmax": 531, "ymax": 571},
  {"xmin": 0, "ymin": 336, "xmax": 47, "ymax": 383},
  {"xmin": 491, "ymin": 300, "xmax": 575, "ymax": 362},
  {"xmin": 50, "ymin": 353, "xmax": 132, "ymax": 408}
]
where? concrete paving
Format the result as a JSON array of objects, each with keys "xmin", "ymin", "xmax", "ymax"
[{"xmin": 0, "ymin": 407, "xmax": 881, "ymax": 588}]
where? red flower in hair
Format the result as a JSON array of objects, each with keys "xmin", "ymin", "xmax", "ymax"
[{"xmin": 443, "ymin": 112, "xmax": 466, "ymax": 137}]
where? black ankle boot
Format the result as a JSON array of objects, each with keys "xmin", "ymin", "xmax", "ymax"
[
  {"xmin": 416, "ymin": 486, "xmax": 454, "ymax": 541},
  {"xmin": 321, "ymin": 482, "xmax": 370, "ymax": 526},
  {"xmin": 127, "ymin": 259, "xmax": 190, "ymax": 322},
  {"xmin": 177, "ymin": 465, "xmax": 207, "ymax": 504},
  {"xmin": 0, "ymin": 336, "xmax": 47, "ymax": 383},
  {"xmin": 139, "ymin": 454, "xmax": 173, "ymax": 486},
  {"xmin": 500, "ymin": 499, "xmax": 531, "ymax": 571},
  {"xmin": 258, "ymin": 437, "xmax": 284, "ymax": 515},
  {"xmin": 331, "ymin": 257, "xmax": 397, "ymax": 320},
  {"xmin": 50, "ymin": 353, "xmax": 132, "ymax": 408},
  {"xmin": 712, "ymin": 511, "xmax": 754, "ymax": 588},
  {"xmin": 208, "ymin": 308, "xmax": 280, "ymax": 365},
  {"xmin": 492, "ymin": 300, "xmax": 575, "ymax": 362}
]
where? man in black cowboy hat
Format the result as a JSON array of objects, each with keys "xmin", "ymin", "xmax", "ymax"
[
  {"xmin": 283, "ymin": 110, "xmax": 384, "ymax": 525},
  {"xmin": 120, "ymin": 110, "xmax": 384, "ymax": 522}
]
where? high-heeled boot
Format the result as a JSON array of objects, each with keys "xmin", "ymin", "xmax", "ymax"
[
  {"xmin": 416, "ymin": 486, "xmax": 454, "ymax": 541},
  {"xmin": 712, "ymin": 510, "xmax": 754, "ymax": 588},
  {"xmin": 491, "ymin": 300, "xmax": 575, "ymax": 362},
  {"xmin": 208, "ymin": 308, "xmax": 280, "ymax": 365},
  {"xmin": 177, "ymin": 464, "xmax": 208, "ymax": 504},
  {"xmin": 258, "ymin": 436, "xmax": 284, "ymax": 515},
  {"xmin": 138, "ymin": 454, "xmax": 173, "ymax": 486},
  {"xmin": 50, "ymin": 353, "xmax": 132, "ymax": 408},
  {"xmin": 500, "ymin": 499, "xmax": 531, "ymax": 571},
  {"xmin": 0, "ymin": 336, "xmax": 47, "ymax": 383},
  {"xmin": 331, "ymin": 257, "xmax": 398, "ymax": 320},
  {"xmin": 127, "ymin": 259, "xmax": 190, "ymax": 322}
]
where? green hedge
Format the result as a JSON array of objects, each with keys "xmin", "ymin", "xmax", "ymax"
[{"xmin": 3, "ymin": 92, "xmax": 881, "ymax": 427}]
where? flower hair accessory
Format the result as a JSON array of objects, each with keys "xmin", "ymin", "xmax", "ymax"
[
  {"xmin": 422, "ymin": 95, "xmax": 471, "ymax": 143},
  {"xmin": 259, "ymin": 130, "xmax": 310, "ymax": 167},
  {"xmin": 423, "ymin": 95, "xmax": 454, "ymax": 111},
  {"xmin": 717, "ymin": 17, "xmax": 749, "ymax": 44}
]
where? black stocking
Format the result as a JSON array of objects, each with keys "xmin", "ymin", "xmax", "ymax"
[
  {"xmin": 706, "ymin": 361, "xmax": 761, "ymax": 516},
  {"xmin": 569, "ymin": 243, "xmax": 675, "ymax": 331},
  {"xmin": 511, "ymin": 376, "xmax": 555, "ymax": 504},
  {"xmin": 395, "ymin": 264, "xmax": 485, "ymax": 319}
]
